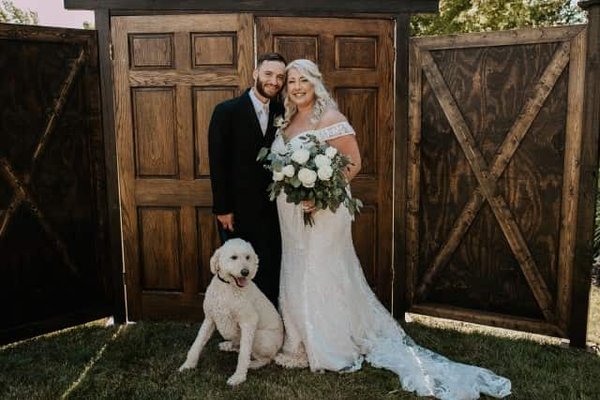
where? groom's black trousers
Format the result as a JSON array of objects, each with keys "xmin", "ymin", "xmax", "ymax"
[{"xmin": 218, "ymin": 206, "xmax": 281, "ymax": 308}]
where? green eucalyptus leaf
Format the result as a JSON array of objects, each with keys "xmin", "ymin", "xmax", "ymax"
[{"xmin": 256, "ymin": 147, "xmax": 269, "ymax": 161}]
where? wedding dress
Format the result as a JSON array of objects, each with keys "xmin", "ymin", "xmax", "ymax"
[{"xmin": 271, "ymin": 121, "xmax": 511, "ymax": 400}]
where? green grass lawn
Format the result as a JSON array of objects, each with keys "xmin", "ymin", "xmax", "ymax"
[{"xmin": 2, "ymin": 287, "xmax": 600, "ymax": 400}]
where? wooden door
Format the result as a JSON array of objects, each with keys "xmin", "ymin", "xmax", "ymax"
[
  {"xmin": 1, "ymin": 23, "xmax": 112, "ymax": 343},
  {"xmin": 406, "ymin": 25, "xmax": 588, "ymax": 339},
  {"xmin": 111, "ymin": 14, "xmax": 253, "ymax": 320},
  {"xmin": 257, "ymin": 17, "xmax": 395, "ymax": 309}
]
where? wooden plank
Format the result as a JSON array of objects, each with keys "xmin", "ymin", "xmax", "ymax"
[
  {"xmin": 134, "ymin": 180, "xmax": 213, "ymax": 205},
  {"xmin": 420, "ymin": 49, "xmax": 557, "ymax": 322},
  {"xmin": 412, "ymin": 24, "xmax": 586, "ymax": 50},
  {"xmin": 31, "ymin": 49, "xmax": 86, "ymax": 174},
  {"xmin": 128, "ymin": 71, "xmax": 241, "ymax": 87},
  {"xmin": 109, "ymin": 13, "xmax": 251, "ymax": 33},
  {"xmin": 377, "ymin": 19, "xmax": 396, "ymax": 313},
  {"xmin": 174, "ymin": 31, "xmax": 194, "ymax": 181},
  {"xmin": 570, "ymin": 2, "xmax": 600, "ymax": 347},
  {"xmin": 107, "ymin": 9, "xmax": 404, "ymax": 18},
  {"xmin": 180, "ymin": 206, "xmax": 199, "ymax": 301},
  {"xmin": 393, "ymin": 14, "xmax": 410, "ymax": 318},
  {"xmin": 410, "ymin": 303, "xmax": 566, "ymax": 338},
  {"xmin": 415, "ymin": 41, "xmax": 570, "ymax": 302},
  {"xmin": 112, "ymin": 16, "xmax": 143, "ymax": 320},
  {"xmin": 556, "ymin": 30, "xmax": 587, "ymax": 334},
  {"xmin": 95, "ymin": 9, "xmax": 126, "ymax": 323},
  {"xmin": 0, "ymin": 22, "xmax": 93, "ymax": 43},
  {"xmin": 236, "ymin": 13, "xmax": 254, "ymax": 90},
  {"xmin": 405, "ymin": 38, "xmax": 422, "ymax": 308},
  {"xmin": 64, "ymin": 0, "xmax": 440, "ymax": 13}
]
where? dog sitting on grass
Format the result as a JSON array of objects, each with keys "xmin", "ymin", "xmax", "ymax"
[{"xmin": 179, "ymin": 238, "xmax": 284, "ymax": 386}]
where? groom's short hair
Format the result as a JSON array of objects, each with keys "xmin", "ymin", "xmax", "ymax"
[{"xmin": 257, "ymin": 53, "xmax": 287, "ymax": 67}]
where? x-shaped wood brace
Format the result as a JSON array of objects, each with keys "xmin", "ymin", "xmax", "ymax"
[
  {"xmin": 415, "ymin": 41, "xmax": 571, "ymax": 323},
  {"xmin": 0, "ymin": 49, "xmax": 86, "ymax": 276}
]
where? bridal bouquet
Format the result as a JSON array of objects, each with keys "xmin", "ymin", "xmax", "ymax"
[{"xmin": 257, "ymin": 134, "xmax": 363, "ymax": 226}]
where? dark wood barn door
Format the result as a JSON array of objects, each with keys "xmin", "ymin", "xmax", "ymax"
[
  {"xmin": 0, "ymin": 23, "xmax": 112, "ymax": 344},
  {"xmin": 257, "ymin": 17, "xmax": 395, "ymax": 309},
  {"xmin": 111, "ymin": 14, "xmax": 253, "ymax": 320},
  {"xmin": 406, "ymin": 25, "xmax": 588, "ymax": 340}
]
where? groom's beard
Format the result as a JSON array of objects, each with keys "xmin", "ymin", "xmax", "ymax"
[{"xmin": 255, "ymin": 77, "xmax": 281, "ymax": 100}]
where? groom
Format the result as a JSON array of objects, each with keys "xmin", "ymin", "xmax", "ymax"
[{"xmin": 208, "ymin": 53, "xmax": 287, "ymax": 307}]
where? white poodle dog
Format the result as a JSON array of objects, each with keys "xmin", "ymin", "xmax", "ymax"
[{"xmin": 179, "ymin": 238, "xmax": 284, "ymax": 386}]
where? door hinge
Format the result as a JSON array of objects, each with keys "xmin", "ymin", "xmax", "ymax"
[{"xmin": 109, "ymin": 42, "xmax": 114, "ymax": 61}]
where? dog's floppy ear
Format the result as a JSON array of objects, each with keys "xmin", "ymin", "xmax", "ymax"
[{"xmin": 210, "ymin": 247, "xmax": 221, "ymax": 275}]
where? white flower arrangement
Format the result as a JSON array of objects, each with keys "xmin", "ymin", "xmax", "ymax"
[{"xmin": 257, "ymin": 134, "xmax": 363, "ymax": 226}]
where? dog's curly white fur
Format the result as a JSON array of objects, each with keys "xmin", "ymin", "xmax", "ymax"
[{"xmin": 178, "ymin": 238, "xmax": 284, "ymax": 386}]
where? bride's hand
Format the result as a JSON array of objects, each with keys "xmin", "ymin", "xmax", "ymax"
[{"xmin": 301, "ymin": 200, "xmax": 316, "ymax": 213}]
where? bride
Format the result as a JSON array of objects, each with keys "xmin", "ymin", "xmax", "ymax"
[{"xmin": 270, "ymin": 59, "xmax": 511, "ymax": 400}]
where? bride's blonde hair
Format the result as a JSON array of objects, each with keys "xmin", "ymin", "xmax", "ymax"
[{"xmin": 279, "ymin": 59, "xmax": 337, "ymax": 129}]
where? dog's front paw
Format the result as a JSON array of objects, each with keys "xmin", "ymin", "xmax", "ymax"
[
  {"xmin": 227, "ymin": 372, "xmax": 247, "ymax": 386},
  {"xmin": 178, "ymin": 361, "xmax": 197, "ymax": 372}
]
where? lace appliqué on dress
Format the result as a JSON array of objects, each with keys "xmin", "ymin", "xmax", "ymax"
[{"xmin": 314, "ymin": 121, "xmax": 355, "ymax": 141}]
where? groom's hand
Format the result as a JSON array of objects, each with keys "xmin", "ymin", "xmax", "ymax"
[{"xmin": 217, "ymin": 213, "xmax": 235, "ymax": 231}]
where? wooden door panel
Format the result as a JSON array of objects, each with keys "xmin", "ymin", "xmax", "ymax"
[
  {"xmin": 274, "ymin": 36, "xmax": 319, "ymax": 62},
  {"xmin": 132, "ymin": 88, "xmax": 178, "ymax": 177},
  {"xmin": 129, "ymin": 34, "xmax": 174, "ymax": 68},
  {"xmin": 112, "ymin": 14, "xmax": 253, "ymax": 320},
  {"xmin": 407, "ymin": 26, "xmax": 588, "ymax": 339},
  {"xmin": 257, "ymin": 17, "xmax": 394, "ymax": 308},
  {"xmin": 336, "ymin": 88, "xmax": 378, "ymax": 176},
  {"xmin": 192, "ymin": 88, "xmax": 237, "ymax": 178},
  {"xmin": 139, "ymin": 207, "xmax": 182, "ymax": 291}
]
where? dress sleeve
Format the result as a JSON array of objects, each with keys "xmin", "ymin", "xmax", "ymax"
[{"xmin": 315, "ymin": 121, "xmax": 355, "ymax": 141}]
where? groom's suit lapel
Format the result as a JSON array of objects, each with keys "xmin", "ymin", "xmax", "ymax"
[{"xmin": 240, "ymin": 90, "xmax": 265, "ymax": 144}]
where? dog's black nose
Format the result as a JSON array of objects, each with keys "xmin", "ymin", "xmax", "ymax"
[{"xmin": 241, "ymin": 268, "xmax": 249, "ymax": 277}]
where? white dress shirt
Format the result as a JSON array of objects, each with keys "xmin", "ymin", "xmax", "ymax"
[{"xmin": 249, "ymin": 89, "xmax": 270, "ymax": 135}]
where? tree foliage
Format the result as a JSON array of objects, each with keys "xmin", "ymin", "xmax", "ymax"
[
  {"xmin": 0, "ymin": 0, "xmax": 38, "ymax": 25},
  {"xmin": 411, "ymin": 0, "xmax": 586, "ymax": 36}
]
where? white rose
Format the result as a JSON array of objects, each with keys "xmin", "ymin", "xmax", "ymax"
[
  {"xmin": 298, "ymin": 168, "xmax": 317, "ymax": 188},
  {"xmin": 314, "ymin": 154, "xmax": 331, "ymax": 168},
  {"xmin": 291, "ymin": 148, "xmax": 310, "ymax": 164},
  {"xmin": 325, "ymin": 146, "xmax": 338, "ymax": 158},
  {"xmin": 282, "ymin": 164, "xmax": 295, "ymax": 177},
  {"xmin": 317, "ymin": 165, "xmax": 333, "ymax": 181},
  {"xmin": 273, "ymin": 170, "xmax": 285, "ymax": 181}
]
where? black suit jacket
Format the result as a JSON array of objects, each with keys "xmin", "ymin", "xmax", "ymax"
[
  {"xmin": 208, "ymin": 88, "xmax": 283, "ymax": 225},
  {"xmin": 207, "ymin": 88, "xmax": 283, "ymax": 305}
]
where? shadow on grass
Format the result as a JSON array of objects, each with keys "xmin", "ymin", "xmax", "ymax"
[{"xmin": 1, "ymin": 321, "xmax": 599, "ymax": 399}]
